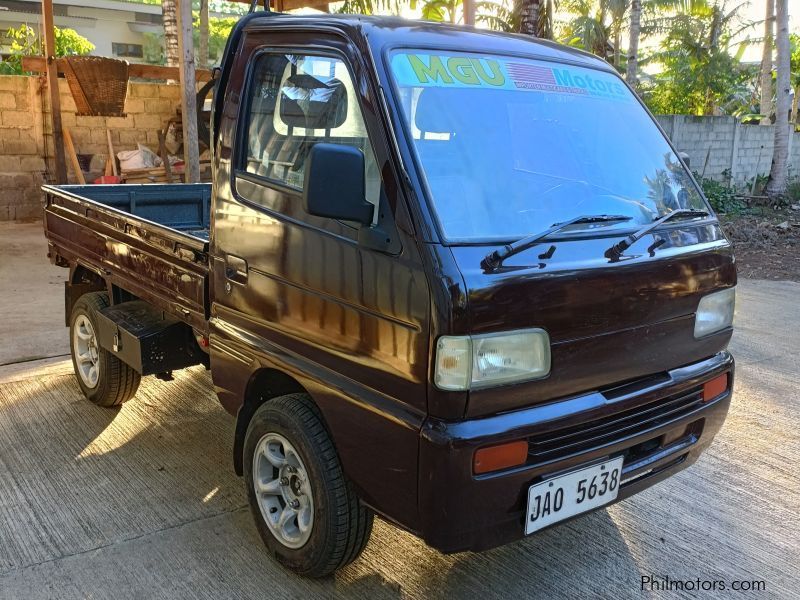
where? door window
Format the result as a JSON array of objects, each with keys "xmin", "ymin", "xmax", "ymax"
[{"xmin": 241, "ymin": 53, "xmax": 380, "ymax": 220}]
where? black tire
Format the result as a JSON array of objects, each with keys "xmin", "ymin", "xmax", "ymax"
[
  {"xmin": 243, "ymin": 393, "xmax": 373, "ymax": 577},
  {"xmin": 69, "ymin": 292, "xmax": 140, "ymax": 407}
]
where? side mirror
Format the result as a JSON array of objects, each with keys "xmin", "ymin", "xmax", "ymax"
[
  {"xmin": 303, "ymin": 143, "xmax": 372, "ymax": 226},
  {"xmin": 678, "ymin": 151, "xmax": 691, "ymax": 169}
]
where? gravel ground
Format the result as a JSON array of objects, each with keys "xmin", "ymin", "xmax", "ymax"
[{"xmin": 0, "ymin": 223, "xmax": 798, "ymax": 599}]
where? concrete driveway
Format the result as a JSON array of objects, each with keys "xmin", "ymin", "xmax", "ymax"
[{"xmin": 0, "ymin": 222, "xmax": 798, "ymax": 599}]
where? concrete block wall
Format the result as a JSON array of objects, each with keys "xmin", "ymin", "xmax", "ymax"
[
  {"xmin": 0, "ymin": 76, "xmax": 45, "ymax": 221},
  {"xmin": 0, "ymin": 75, "xmax": 184, "ymax": 221},
  {"xmin": 656, "ymin": 114, "xmax": 800, "ymax": 188}
]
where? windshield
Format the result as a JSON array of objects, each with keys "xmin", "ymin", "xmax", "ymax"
[{"xmin": 388, "ymin": 50, "xmax": 708, "ymax": 242}]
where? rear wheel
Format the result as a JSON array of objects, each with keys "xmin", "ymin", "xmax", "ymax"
[
  {"xmin": 69, "ymin": 292, "xmax": 140, "ymax": 407},
  {"xmin": 244, "ymin": 393, "xmax": 373, "ymax": 577}
]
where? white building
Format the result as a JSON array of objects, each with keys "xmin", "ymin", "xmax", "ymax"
[{"xmin": 0, "ymin": 0, "xmax": 242, "ymax": 64}]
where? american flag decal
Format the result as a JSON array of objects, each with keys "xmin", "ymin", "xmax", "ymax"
[{"xmin": 506, "ymin": 63, "xmax": 557, "ymax": 86}]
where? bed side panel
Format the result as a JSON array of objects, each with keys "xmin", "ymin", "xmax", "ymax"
[{"xmin": 44, "ymin": 188, "xmax": 209, "ymax": 334}]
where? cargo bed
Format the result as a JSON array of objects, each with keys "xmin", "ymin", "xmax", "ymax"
[{"xmin": 43, "ymin": 183, "xmax": 211, "ymax": 333}]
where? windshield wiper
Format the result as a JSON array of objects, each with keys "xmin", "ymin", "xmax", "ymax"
[
  {"xmin": 481, "ymin": 214, "xmax": 633, "ymax": 271},
  {"xmin": 604, "ymin": 208, "xmax": 710, "ymax": 261}
]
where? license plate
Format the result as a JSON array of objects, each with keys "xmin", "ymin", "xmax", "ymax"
[{"xmin": 525, "ymin": 456, "xmax": 624, "ymax": 535}]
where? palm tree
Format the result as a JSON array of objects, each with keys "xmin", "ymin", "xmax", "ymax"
[
  {"xmin": 162, "ymin": 0, "xmax": 179, "ymax": 67},
  {"xmin": 628, "ymin": 1, "xmax": 713, "ymax": 87},
  {"xmin": 626, "ymin": 0, "xmax": 641, "ymax": 84},
  {"xmin": 791, "ymin": 34, "xmax": 800, "ymax": 126},
  {"xmin": 760, "ymin": 0, "xmax": 774, "ymax": 124},
  {"xmin": 608, "ymin": 0, "xmax": 629, "ymax": 68},
  {"xmin": 413, "ymin": 0, "xmax": 514, "ymax": 30},
  {"xmin": 765, "ymin": 0, "xmax": 790, "ymax": 197},
  {"xmin": 339, "ymin": 0, "xmax": 406, "ymax": 13},
  {"xmin": 421, "ymin": 0, "xmax": 461, "ymax": 23},
  {"xmin": 519, "ymin": 0, "xmax": 543, "ymax": 35},
  {"xmin": 562, "ymin": 0, "xmax": 614, "ymax": 60},
  {"xmin": 643, "ymin": 2, "xmax": 751, "ymax": 115}
]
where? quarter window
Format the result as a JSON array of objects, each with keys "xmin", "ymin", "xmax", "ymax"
[{"xmin": 241, "ymin": 53, "xmax": 380, "ymax": 217}]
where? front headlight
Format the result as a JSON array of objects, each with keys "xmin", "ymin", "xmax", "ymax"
[
  {"xmin": 694, "ymin": 287, "xmax": 736, "ymax": 338},
  {"xmin": 434, "ymin": 328, "xmax": 551, "ymax": 391}
]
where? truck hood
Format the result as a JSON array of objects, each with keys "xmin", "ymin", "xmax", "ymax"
[{"xmin": 451, "ymin": 223, "xmax": 736, "ymax": 418}]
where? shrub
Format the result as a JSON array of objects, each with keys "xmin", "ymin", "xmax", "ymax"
[
  {"xmin": 0, "ymin": 24, "xmax": 94, "ymax": 75},
  {"xmin": 693, "ymin": 172, "xmax": 745, "ymax": 214},
  {"xmin": 787, "ymin": 180, "xmax": 800, "ymax": 204}
]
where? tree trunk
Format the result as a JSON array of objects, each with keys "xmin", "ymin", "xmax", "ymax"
[
  {"xmin": 792, "ymin": 85, "xmax": 799, "ymax": 127},
  {"xmin": 162, "ymin": 0, "xmax": 179, "ymax": 68},
  {"xmin": 519, "ymin": 0, "xmax": 541, "ymax": 36},
  {"xmin": 614, "ymin": 25, "xmax": 621, "ymax": 68},
  {"xmin": 626, "ymin": 0, "xmax": 640, "ymax": 86},
  {"xmin": 199, "ymin": 0, "xmax": 209, "ymax": 68},
  {"xmin": 544, "ymin": 0, "xmax": 554, "ymax": 39},
  {"xmin": 760, "ymin": 0, "xmax": 774, "ymax": 124},
  {"xmin": 703, "ymin": 5, "xmax": 723, "ymax": 115},
  {"xmin": 765, "ymin": 0, "xmax": 790, "ymax": 198}
]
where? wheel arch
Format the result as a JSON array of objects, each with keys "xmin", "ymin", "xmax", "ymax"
[
  {"xmin": 70, "ymin": 263, "xmax": 105, "ymax": 287},
  {"xmin": 233, "ymin": 367, "xmax": 309, "ymax": 475},
  {"xmin": 65, "ymin": 264, "xmax": 107, "ymax": 326}
]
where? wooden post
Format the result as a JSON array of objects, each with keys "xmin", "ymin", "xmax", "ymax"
[
  {"xmin": 176, "ymin": 0, "xmax": 200, "ymax": 183},
  {"xmin": 106, "ymin": 129, "xmax": 118, "ymax": 176},
  {"xmin": 42, "ymin": 0, "xmax": 67, "ymax": 184},
  {"xmin": 62, "ymin": 127, "xmax": 86, "ymax": 185},
  {"xmin": 463, "ymin": 0, "xmax": 476, "ymax": 26}
]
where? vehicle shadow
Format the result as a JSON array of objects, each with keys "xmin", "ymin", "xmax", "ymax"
[
  {"xmin": 0, "ymin": 367, "xmax": 657, "ymax": 599},
  {"xmin": 0, "ymin": 365, "xmax": 243, "ymax": 574},
  {"xmin": 334, "ymin": 508, "xmax": 645, "ymax": 600}
]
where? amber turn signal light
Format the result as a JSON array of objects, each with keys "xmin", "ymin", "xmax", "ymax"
[
  {"xmin": 702, "ymin": 373, "xmax": 729, "ymax": 402},
  {"xmin": 473, "ymin": 440, "xmax": 529, "ymax": 474}
]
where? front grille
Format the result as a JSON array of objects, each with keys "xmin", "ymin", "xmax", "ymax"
[{"xmin": 527, "ymin": 386, "xmax": 704, "ymax": 465}]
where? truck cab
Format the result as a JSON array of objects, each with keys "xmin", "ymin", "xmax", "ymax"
[{"xmin": 44, "ymin": 13, "xmax": 735, "ymax": 578}]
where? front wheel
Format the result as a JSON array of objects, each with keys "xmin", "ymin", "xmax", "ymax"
[{"xmin": 243, "ymin": 393, "xmax": 373, "ymax": 577}]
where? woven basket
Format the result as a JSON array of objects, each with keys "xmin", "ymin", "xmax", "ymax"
[{"xmin": 62, "ymin": 56, "xmax": 130, "ymax": 117}]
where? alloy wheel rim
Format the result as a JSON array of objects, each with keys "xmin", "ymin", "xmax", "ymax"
[
  {"xmin": 252, "ymin": 432, "xmax": 314, "ymax": 549},
  {"xmin": 73, "ymin": 314, "xmax": 100, "ymax": 388}
]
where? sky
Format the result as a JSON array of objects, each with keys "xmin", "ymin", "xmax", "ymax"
[{"xmin": 738, "ymin": 1, "xmax": 800, "ymax": 63}]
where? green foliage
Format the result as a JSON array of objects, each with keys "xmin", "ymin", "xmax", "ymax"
[
  {"xmin": 786, "ymin": 180, "xmax": 800, "ymax": 204},
  {"xmin": 203, "ymin": 16, "xmax": 238, "ymax": 62},
  {"xmin": 420, "ymin": 0, "xmax": 462, "ymax": 23},
  {"xmin": 638, "ymin": 2, "xmax": 754, "ymax": 116},
  {"xmin": 693, "ymin": 172, "xmax": 745, "ymax": 214},
  {"xmin": 337, "ymin": 0, "xmax": 513, "ymax": 30},
  {"xmin": 142, "ymin": 15, "xmax": 239, "ymax": 66},
  {"xmin": 142, "ymin": 32, "xmax": 166, "ymax": 65},
  {"xmin": 475, "ymin": 0, "xmax": 515, "ymax": 32},
  {"xmin": 0, "ymin": 24, "xmax": 94, "ymax": 75},
  {"xmin": 125, "ymin": 0, "xmax": 248, "ymax": 11},
  {"xmin": 337, "ymin": 0, "xmax": 406, "ymax": 14},
  {"xmin": 559, "ymin": 0, "xmax": 629, "ymax": 64},
  {"xmin": 54, "ymin": 27, "xmax": 96, "ymax": 56}
]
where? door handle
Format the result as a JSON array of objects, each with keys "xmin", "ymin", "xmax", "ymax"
[{"xmin": 224, "ymin": 254, "xmax": 248, "ymax": 284}]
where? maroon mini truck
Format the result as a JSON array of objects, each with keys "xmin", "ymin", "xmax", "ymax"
[{"xmin": 43, "ymin": 12, "xmax": 736, "ymax": 577}]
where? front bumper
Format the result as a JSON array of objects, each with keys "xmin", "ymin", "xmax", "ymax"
[{"xmin": 418, "ymin": 351, "xmax": 734, "ymax": 553}]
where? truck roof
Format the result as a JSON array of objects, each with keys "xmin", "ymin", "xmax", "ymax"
[{"xmin": 242, "ymin": 13, "xmax": 613, "ymax": 73}]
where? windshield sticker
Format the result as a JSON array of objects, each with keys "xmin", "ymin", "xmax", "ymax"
[{"xmin": 391, "ymin": 53, "xmax": 631, "ymax": 102}]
